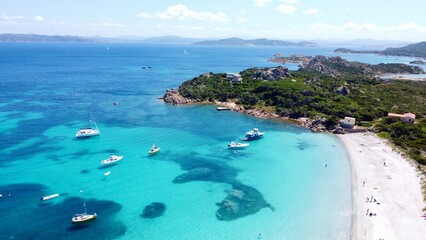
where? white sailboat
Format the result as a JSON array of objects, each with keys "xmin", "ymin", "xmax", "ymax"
[
  {"xmin": 72, "ymin": 191, "xmax": 97, "ymax": 223},
  {"xmin": 75, "ymin": 112, "xmax": 100, "ymax": 138}
]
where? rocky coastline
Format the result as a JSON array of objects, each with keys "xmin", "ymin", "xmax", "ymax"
[{"xmin": 161, "ymin": 88, "xmax": 334, "ymax": 133}]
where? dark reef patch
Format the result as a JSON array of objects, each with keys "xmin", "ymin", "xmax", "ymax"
[
  {"xmin": 170, "ymin": 151, "xmax": 238, "ymax": 184},
  {"xmin": 0, "ymin": 183, "xmax": 126, "ymax": 240},
  {"xmin": 80, "ymin": 169, "xmax": 90, "ymax": 174},
  {"xmin": 296, "ymin": 140, "xmax": 315, "ymax": 151},
  {"xmin": 167, "ymin": 151, "xmax": 273, "ymax": 221},
  {"xmin": 141, "ymin": 202, "xmax": 166, "ymax": 219},
  {"xmin": 216, "ymin": 183, "xmax": 274, "ymax": 221}
]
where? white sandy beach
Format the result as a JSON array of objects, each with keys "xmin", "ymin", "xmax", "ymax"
[{"xmin": 338, "ymin": 133, "xmax": 425, "ymax": 240}]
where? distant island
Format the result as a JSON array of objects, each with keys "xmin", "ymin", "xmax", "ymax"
[
  {"xmin": 410, "ymin": 60, "xmax": 426, "ymax": 64},
  {"xmin": 335, "ymin": 41, "xmax": 426, "ymax": 59},
  {"xmin": 193, "ymin": 37, "xmax": 318, "ymax": 47},
  {"xmin": 162, "ymin": 55, "xmax": 425, "ymax": 166},
  {"xmin": 268, "ymin": 54, "xmax": 313, "ymax": 65},
  {"xmin": 0, "ymin": 34, "xmax": 94, "ymax": 43}
]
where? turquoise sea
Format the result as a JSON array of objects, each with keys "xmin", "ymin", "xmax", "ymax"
[{"xmin": 0, "ymin": 43, "xmax": 417, "ymax": 239}]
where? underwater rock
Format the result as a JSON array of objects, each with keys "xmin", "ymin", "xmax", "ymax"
[
  {"xmin": 173, "ymin": 167, "xmax": 215, "ymax": 183},
  {"xmin": 80, "ymin": 169, "xmax": 90, "ymax": 174},
  {"xmin": 216, "ymin": 183, "xmax": 274, "ymax": 221},
  {"xmin": 141, "ymin": 202, "xmax": 166, "ymax": 219}
]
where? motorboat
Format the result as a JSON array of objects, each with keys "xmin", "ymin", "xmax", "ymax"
[
  {"xmin": 40, "ymin": 193, "xmax": 59, "ymax": 201},
  {"xmin": 241, "ymin": 128, "xmax": 264, "ymax": 141},
  {"xmin": 149, "ymin": 144, "xmax": 160, "ymax": 155},
  {"xmin": 217, "ymin": 106, "xmax": 232, "ymax": 111},
  {"xmin": 76, "ymin": 113, "xmax": 100, "ymax": 138},
  {"xmin": 101, "ymin": 155, "xmax": 123, "ymax": 165},
  {"xmin": 227, "ymin": 141, "xmax": 249, "ymax": 149}
]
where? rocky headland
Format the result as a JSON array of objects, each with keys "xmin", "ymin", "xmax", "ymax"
[
  {"xmin": 301, "ymin": 55, "xmax": 424, "ymax": 77},
  {"xmin": 335, "ymin": 41, "xmax": 426, "ymax": 59},
  {"xmin": 268, "ymin": 54, "xmax": 313, "ymax": 66}
]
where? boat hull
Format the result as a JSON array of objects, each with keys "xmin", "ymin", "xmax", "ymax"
[
  {"xmin": 41, "ymin": 193, "xmax": 59, "ymax": 201},
  {"xmin": 101, "ymin": 156, "xmax": 123, "ymax": 165},
  {"xmin": 72, "ymin": 213, "xmax": 97, "ymax": 223},
  {"xmin": 75, "ymin": 129, "xmax": 100, "ymax": 138},
  {"xmin": 149, "ymin": 148, "xmax": 160, "ymax": 155}
]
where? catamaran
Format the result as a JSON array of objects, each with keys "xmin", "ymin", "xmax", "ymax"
[
  {"xmin": 75, "ymin": 112, "xmax": 100, "ymax": 138},
  {"xmin": 72, "ymin": 191, "xmax": 97, "ymax": 223}
]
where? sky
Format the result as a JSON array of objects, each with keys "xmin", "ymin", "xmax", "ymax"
[{"xmin": 1, "ymin": 0, "xmax": 425, "ymax": 41}]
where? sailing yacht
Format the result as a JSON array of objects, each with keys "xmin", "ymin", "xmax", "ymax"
[
  {"xmin": 75, "ymin": 112, "xmax": 100, "ymax": 138},
  {"xmin": 72, "ymin": 191, "xmax": 97, "ymax": 223}
]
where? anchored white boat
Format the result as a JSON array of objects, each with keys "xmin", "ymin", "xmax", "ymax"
[
  {"xmin": 72, "ymin": 191, "xmax": 96, "ymax": 223},
  {"xmin": 148, "ymin": 144, "xmax": 160, "ymax": 155},
  {"xmin": 241, "ymin": 128, "xmax": 264, "ymax": 141},
  {"xmin": 101, "ymin": 155, "xmax": 123, "ymax": 165},
  {"xmin": 217, "ymin": 106, "xmax": 232, "ymax": 111},
  {"xmin": 40, "ymin": 193, "xmax": 59, "ymax": 201},
  {"xmin": 76, "ymin": 113, "xmax": 100, "ymax": 138},
  {"xmin": 227, "ymin": 141, "xmax": 249, "ymax": 149}
]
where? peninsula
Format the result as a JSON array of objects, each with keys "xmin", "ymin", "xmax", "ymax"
[
  {"xmin": 162, "ymin": 55, "xmax": 426, "ymax": 239},
  {"xmin": 162, "ymin": 55, "xmax": 425, "ymax": 169},
  {"xmin": 335, "ymin": 41, "xmax": 426, "ymax": 59}
]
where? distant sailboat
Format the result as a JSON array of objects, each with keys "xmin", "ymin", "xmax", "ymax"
[
  {"xmin": 75, "ymin": 112, "xmax": 100, "ymax": 138},
  {"xmin": 72, "ymin": 190, "xmax": 97, "ymax": 223},
  {"xmin": 106, "ymin": 46, "xmax": 110, "ymax": 50},
  {"xmin": 183, "ymin": 49, "xmax": 188, "ymax": 54}
]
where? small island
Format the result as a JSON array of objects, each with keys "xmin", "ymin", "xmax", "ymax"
[
  {"xmin": 410, "ymin": 60, "xmax": 426, "ymax": 64},
  {"xmin": 268, "ymin": 54, "xmax": 312, "ymax": 65},
  {"xmin": 335, "ymin": 41, "xmax": 426, "ymax": 59}
]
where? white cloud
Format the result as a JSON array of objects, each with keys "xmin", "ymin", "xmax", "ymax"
[
  {"xmin": 1, "ymin": 15, "xmax": 24, "ymax": 22},
  {"xmin": 89, "ymin": 22, "xmax": 126, "ymax": 28},
  {"xmin": 154, "ymin": 24, "xmax": 205, "ymax": 31},
  {"xmin": 33, "ymin": 16, "xmax": 44, "ymax": 22},
  {"xmin": 309, "ymin": 22, "xmax": 337, "ymax": 31},
  {"xmin": 156, "ymin": 4, "xmax": 229, "ymax": 23},
  {"xmin": 237, "ymin": 16, "xmax": 249, "ymax": 23},
  {"xmin": 253, "ymin": 0, "xmax": 272, "ymax": 7},
  {"xmin": 305, "ymin": 21, "xmax": 426, "ymax": 40},
  {"xmin": 276, "ymin": 4, "xmax": 297, "ymax": 14},
  {"xmin": 392, "ymin": 23, "xmax": 426, "ymax": 33},
  {"xmin": 137, "ymin": 12, "xmax": 151, "ymax": 19},
  {"xmin": 302, "ymin": 9, "xmax": 319, "ymax": 15},
  {"xmin": 281, "ymin": 0, "xmax": 298, "ymax": 4},
  {"xmin": 343, "ymin": 22, "xmax": 377, "ymax": 31}
]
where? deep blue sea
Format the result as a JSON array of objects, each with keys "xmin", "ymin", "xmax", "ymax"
[{"xmin": 0, "ymin": 43, "xmax": 418, "ymax": 240}]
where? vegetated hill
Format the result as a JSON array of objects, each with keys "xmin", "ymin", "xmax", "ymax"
[
  {"xmin": 193, "ymin": 37, "xmax": 318, "ymax": 47},
  {"xmin": 168, "ymin": 59, "xmax": 426, "ymax": 165},
  {"xmin": 300, "ymin": 56, "xmax": 425, "ymax": 77},
  {"xmin": 0, "ymin": 34, "xmax": 94, "ymax": 43},
  {"xmin": 335, "ymin": 41, "xmax": 426, "ymax": 58}
]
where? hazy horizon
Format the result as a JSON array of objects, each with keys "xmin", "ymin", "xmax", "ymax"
[{"xmin": 1, "ymin": 0, "xmax": 426, "ymax": 42}]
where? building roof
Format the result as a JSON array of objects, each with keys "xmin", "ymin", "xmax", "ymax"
[{"xmin": 403, "ymin": 113, "xmax": 416, "ymax": 119}]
